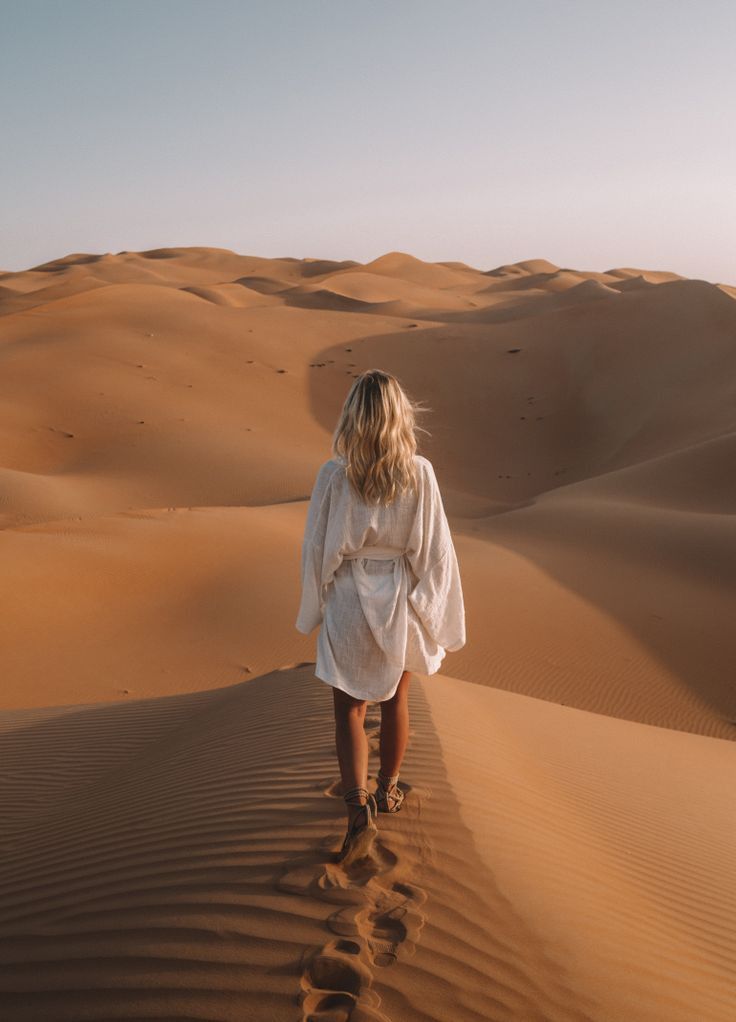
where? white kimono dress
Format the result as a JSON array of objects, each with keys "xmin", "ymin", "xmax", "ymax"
[{"xmin": 295, "ymin": 453, "xmax": 466, "ymax": 701}]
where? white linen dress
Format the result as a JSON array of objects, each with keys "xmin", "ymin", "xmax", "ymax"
[{"xmin": 295, "ymin": 453, "xmax": 466, "ymax": 701}]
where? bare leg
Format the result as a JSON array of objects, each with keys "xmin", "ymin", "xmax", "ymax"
[
  {"xmin": 379, "ymin": 670, "xmax": 412, "ymax": 777},
  {"xmin": 332, "ymin": 687, "xmax": 368, "ymax": 825}
]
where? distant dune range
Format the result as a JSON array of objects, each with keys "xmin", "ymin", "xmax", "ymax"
[{"xmin": 0, "ymin": 248, "xmax": 734, "ymax": 1021}]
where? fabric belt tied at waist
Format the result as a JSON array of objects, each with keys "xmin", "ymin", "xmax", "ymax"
[
  {"xmin": 342, "ymin": 545, "xmax": 405, "ymax": 560},
  {"xmin": 339, "ymin": 545, "xmax": 409, "ymax": 668}
]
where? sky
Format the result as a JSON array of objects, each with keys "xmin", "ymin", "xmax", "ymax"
[{"xmin": 1, "ymin": 0, "xmax": 735, "ymax": 282}]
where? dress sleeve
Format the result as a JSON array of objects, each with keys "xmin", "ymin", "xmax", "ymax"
[
  {"xmin": 295, "ymin": 462, "xmax": 338, "ymax": 635},
  {"xmin": 405, "ymin": 460, "xmax": 466, "ymax": 652}
]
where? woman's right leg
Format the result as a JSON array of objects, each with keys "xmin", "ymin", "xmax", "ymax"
[{"xmin": 379, "ymin": 670, "xmax": 412, "ymax": 777}]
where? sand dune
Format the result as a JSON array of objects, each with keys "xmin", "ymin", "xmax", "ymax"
[
  {"xmin": 1, "ymin": 670, "xmax": 733, "ymax": 1021},
  {"xmin": 426, "ymin": 675, "xmax": 736, "ymax": 1022},
  {"xmin": 181, "ymin": 282, "xmax": 280, "ymax": 308},
  {"xmin": 605, "ymin": 266, "xmax": 685, "ymax": 284},
  {"xmin": 486, "ymin": 258, "xmax": 563, "ymax": 277},
  {"xmin": 289, "ymin": 270, "xmax": 477, "ymax": 310},
  {"xmin": 0, "ymin": 246, "xmax": 734, "ymax": 1020},
  {"xmin": 361, "ymin": 251, "xmax": 478, "ymax": 291}
]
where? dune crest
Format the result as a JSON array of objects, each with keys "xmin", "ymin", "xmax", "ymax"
[{"xmin": 1, "ymin": 669, "xmax": 733, "ymax": 1021}]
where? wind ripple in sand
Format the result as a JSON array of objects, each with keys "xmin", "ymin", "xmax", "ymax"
[
  {"xmin": 1, "ymin": 660, "xmax": 588, "ymax": 1021},
  {"xmin": 0, "ymin": 668, "xmax": 472, "ymax": 1022},
  {"xmin": 0, "ymin": 668, "xmax": 368, "ymax": 1022}
]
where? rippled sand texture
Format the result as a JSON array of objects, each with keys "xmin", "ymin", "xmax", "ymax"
[{"xmin": 0, "ymin": 248, "xmax": 735, "ymax": 1020}]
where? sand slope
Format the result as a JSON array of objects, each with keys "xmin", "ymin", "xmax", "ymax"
[
  {"xmin": 1, "ymin": 670, "xmax": 733, "ymax": 1021},
  {"xmin": 0, "ymin": 247, "xmax": 735, "ymax": 1019}
]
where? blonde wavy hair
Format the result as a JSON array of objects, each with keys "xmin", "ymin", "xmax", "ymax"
[{"xmin": 332, "ymin": 369, "xmax": 430, "ymax": 506}]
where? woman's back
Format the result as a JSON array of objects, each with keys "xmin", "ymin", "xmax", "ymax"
[{"xmin": 324, "ymin": 452, "xmax": 431, "ymax": 558}]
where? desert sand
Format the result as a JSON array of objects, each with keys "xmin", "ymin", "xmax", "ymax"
[{"xmin": 0, "ymin": 247, "xmax": 734, "ymax": 1021}]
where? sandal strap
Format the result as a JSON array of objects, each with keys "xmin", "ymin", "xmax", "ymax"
[
  {"xmin": 343, "ymin": 787, "xmax": 377, "ymax": 824},
  {"xmin": 343, "ymin": 786, "xmax": 370, "ymax": 806},
  {"xmin": 376, "ymin": 777, "xmax": 404, "ymax": 811}
]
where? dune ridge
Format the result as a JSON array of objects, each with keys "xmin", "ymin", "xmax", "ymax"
[{"xmin": 1, "ymin": 670, "xmax": 733, "ymax": 1021}]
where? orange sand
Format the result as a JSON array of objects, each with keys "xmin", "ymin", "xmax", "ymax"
[{"xmin": 0, "ymin": 248, "xmax": 734, "ymax": 1020}]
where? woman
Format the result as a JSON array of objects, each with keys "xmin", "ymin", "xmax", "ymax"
[{"xmin": 295, "ymin": 369, "xmax": 466, "ymax": 864}]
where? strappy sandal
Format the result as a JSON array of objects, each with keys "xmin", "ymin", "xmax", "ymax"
[
  {"xmin": 338, "ymin": 786, "xmax": 378, "ymax": 864},
  {"xmin": 375, "ymin": 773, "xmax": 405, "ymax": 814}
]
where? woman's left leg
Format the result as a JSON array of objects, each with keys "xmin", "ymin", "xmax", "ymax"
[{"xmin": 332, "ymin": 687, "xmax": 369, "ymax": 825}]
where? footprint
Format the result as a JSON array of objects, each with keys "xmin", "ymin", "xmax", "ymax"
[
  {"xmin": 391, "ymin": 881, "xmax": 427, "ymax": 907},
  {"xmin": 302, "ymin": 947, "xmax": 368, "ymax": 996},
  {"xmin": 287, "ymin": 773, "xmax": 428, "ymax": 1018},
  {"xmin": 328, "ymin": 882, "xmax": 427, "ymax": 969},
  {"xmin": 300, "ymin": 988, "xmax": 356, "ymax": 1021},
  {"xmin": 366, "ymin": 904, "xmax": 409, "ymax": 968},
  {"xmin": 300, "ymin": 989, "xmax": 389, "ymax": 1022},
  {"xmin": 299, "ymin": 943, "xmax": 389, "ymax": 1021},
  {"xmin": 334, "ymin": 938, "xmax": 362, "ymax": 956}
]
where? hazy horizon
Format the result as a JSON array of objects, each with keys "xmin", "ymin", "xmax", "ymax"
[{"xmin": 2, "ymin": 0, "xmax": 735, "ymax": 283}]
